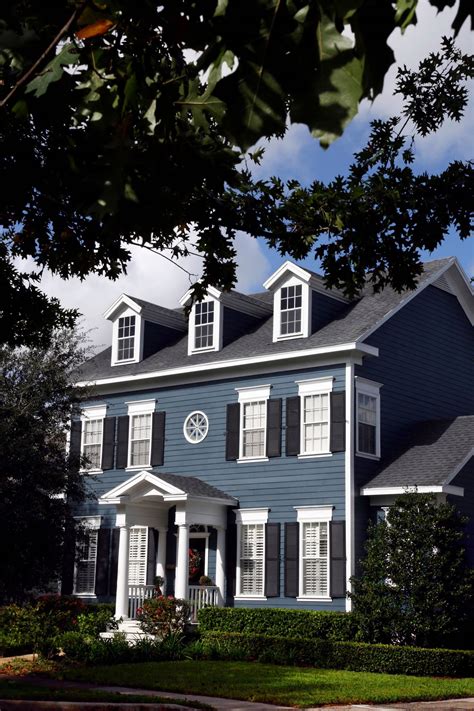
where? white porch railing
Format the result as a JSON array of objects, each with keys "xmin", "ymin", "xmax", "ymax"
[
  {"xmin": 188, "ymin": 585, "xmax": 220, "ymax": 623},
  {"xmin": 128, "ymin": 584, "xmax": 156, "ymax": 619}
]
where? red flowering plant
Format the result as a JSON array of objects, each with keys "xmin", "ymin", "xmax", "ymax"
[{"xmin": 136, "ymin": 595, "xmax": 190, "ymax": 638}]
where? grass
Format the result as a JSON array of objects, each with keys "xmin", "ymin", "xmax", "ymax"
[
  {"xmin": 62, "ymin": 660, "xmax": 474, "ymax": 707},
  {"xmin": 0, "ymin": 680, "xmax": 213, "ymax": 708}
]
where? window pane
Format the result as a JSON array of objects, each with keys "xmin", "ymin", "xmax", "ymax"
[
  {"xmin": 194, "ymin": 302, "xmax": 214, "ymax": 349},
  {"xmin": 128, "ymin": 527, "xmax": 147, "ymax": 585},
  {"xmin": 302, "ymin": 522, "xmax": 328, "ymax": 597},
  {"xmin": 242, "ymin": 400, "xmax": 266, "ymax": 457},
  {"xmin": 83, "ymin": 419, "xmax": 103, "ymax": 469},
  {"xmin": 117, "ymin": 315, "xmax": 136, "ymax": 360},
  {"xmin": 130, "ymin": 413, "xmax": 152, "ymax": 466},
  {"xmin": 358, "ymin": 393, "xmax": 377, "ymax": 454},
  {"xmin": 302, "ymin": 394, "xmax": 329, "ymax": 454},
  {"xmin": 280, "ymin": 284, "xmax": 302, "ymax": 336},
  {"xmin": 74, "ymin": 529, "xmax": 98, "ymax": 594}
]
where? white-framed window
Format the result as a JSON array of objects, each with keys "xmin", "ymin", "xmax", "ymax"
[
  {"xmin": 128, "ymin": 526, "xmax": 148, "ymax": 585},
  {"xmin": 183, "ymin": 411, "xmax": 209, "ymax": 444},
  {"xmin": 355, "ymin": 378, "xmax": 382, "ymax": 459},
  {"xmin": 297, "ymin": 377, "xmax": 334, "ymax": 457},
  {"xmin": 235, "ymin": 508, "xmax": 268, "ymax": 599},
  {"xmin": 126, "ymin": 399, "xmax": 156, "ymax": 469},
  {"xmin": 280, "ymin": 283, "xmax": 303, "ymax": 336},
  {"xmin": 295, "ymin": 506, "xmax": 333, "ymax": 601},
  {"xmin": 194, "ymin": 302, "xmax": 215, "ymax": 350},
  {"xmin": 73, "ymin": 517, "xmax": 100, "ymax": 595},
  {"xmin": 117, "ymin": 315, "xmax": 136, "ymax": 361},
  {"xmin": 236, "ymin": 385, "xmax": 271, "ymax": 462},
  {"xmin": 80, "ymin": 405, "xmax": 107, "ymax": 471}
]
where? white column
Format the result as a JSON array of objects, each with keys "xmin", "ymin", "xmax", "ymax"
[
  {"xmin": 175, "ymin": 523, "xmax": 189, "ymax": 599},
  {"xmin": 115, "ymin": 525, "xmax": 130, "ymax": 619},
  {"xmin": 215, "ymin": 526, "xmax": 226, "ymax": 606},
  {"xmin": 156, "ymin": 527, "xmax": 168, "ymax": 593}
]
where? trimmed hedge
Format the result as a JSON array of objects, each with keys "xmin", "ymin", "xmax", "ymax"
[
  {"xmin": 197, "ymin": 607, "xmax": 357, "ymax": 641},
  {"xmin": 198, "ymin": 631, "xmax": 474, "ymax": 677}
]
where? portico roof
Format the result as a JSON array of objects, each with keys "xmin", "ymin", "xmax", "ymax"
[{"xmin": 99, "ymin": 470, "xmax": 237, "ymax": 506}]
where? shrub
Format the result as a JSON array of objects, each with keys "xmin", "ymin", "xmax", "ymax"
[
  {"xmin": 197, "ymin": 607, "xmax": 357, "ymax": 641},
  {"xmin": 199, "ymin": 631, "xmax": 474, "ymax": 677},
  {"xmin": 59, "ymin": 630, "xmax": 186, "ymax": 665},
  {"xmin": 137, "ymin": 596, "xmax": 190, "ymax": 638},
  {"xmin": 75, "ymin": 607, "xmax": 118, "ymax": 639}
]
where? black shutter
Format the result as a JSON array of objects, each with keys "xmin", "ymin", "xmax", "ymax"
[
  {"xmin": 151, "ymin": 411, "xmax": 166, "ymax": 466},
  {"xmin": 266, "ymin": 399, "xmax": 282, "ymax": 458},
  {"xmin": 284, "ymin": 522, "xmax": 299, "ymax": 597},
  {"xmin": 225, "ymin": 403, "xmax": 240, "ymax": 461},
  {"xmin": 330, "ymin": 521, "xmax": 346, "ymax": 598},
  {"xmin": 69, "ymin": 420, "xmax": 82, "ymax": 468},
  {"xmin": 108, "ymin": 528, "xmax": 120, "ymax": 596},
  {"xmin": 95, "ymin": 528, "xmax": 110, "ymax": 596},
  {"xmin": 226, "ymin": 509, "xmax": 237, "ymax": 599},
  {"xmin": 285, "ymin": 397, "xmax": 300, "ymax": 456},
  {"xmin": 116, "ymin": 415, "xmax": 129, "ymax": 469},
  {"xmin": 265, "ymin": 523, "xmax": 280, "ymax": 597},
  {"xmin": 101, "ymin": 417, "xmax": 116, "ymax": 470},
  {"xmin": 330, "ymin": 391, "xmax": 346, "ymax": 453},
  {"xmin": 61, "ymin": 522, "xmax": 76, "ymax": 596},
  {"xmin": 147, "ymin": 528, "xmax": 158, "ymax": 584}
]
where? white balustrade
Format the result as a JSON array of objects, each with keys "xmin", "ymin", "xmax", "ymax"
[
  {"xmin": 128, "ymin": 584, "xmax": 156, "ymax": 619},
  {"xmin": 188, "ymin": 585, "xmax": 220, "ymax": 623}
]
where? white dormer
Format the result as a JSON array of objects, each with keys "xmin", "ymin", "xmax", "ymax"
[
  {"xmin": 263, "ymin": 262, "xmax": 313, "ymax": 342},
  {"xmin": 180, "ymin": 286, "xmax": 223, "ymax": 356},
  {"xmin": 104, "ymin": 295, "xmax": 145, "ymax": 366}
]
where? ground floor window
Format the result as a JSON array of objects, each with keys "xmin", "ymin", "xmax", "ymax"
[
  {"xmin": 73, "ymin": 520, "xmax": 99, "ymax": 594},
  {"xmin": 295, "ymin": 505, "xmax": 333, "ymax": 600},
  {"xmin": 128, "ymin": 526, "xmax": 148, "ymax": 585},
  {"xmin": 235, "ymin": 508, "xmax": 269, "ymax": 598}
]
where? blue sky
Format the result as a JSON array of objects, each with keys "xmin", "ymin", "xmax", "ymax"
[{"xmin": 32, "ymin": 0, "xmax": 473, "ymax": 345}]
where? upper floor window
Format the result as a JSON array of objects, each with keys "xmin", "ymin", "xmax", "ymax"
[
  {"xmin": 236, "ymin": 385, "xmax": 271, "ymax": 462},
  {"xmin": 126, "ymin": 399, "xmax": 156, "ymax": 469},
  {"xmin": 80, "ymin": 405, "xmax": 107, "ymax": 471},
  {"xmin": 280, "ymin": 284, "xmax": 302, "ymax": 336},
  {"xmin": 117, "ymin": 315, "xmax": 136, "ymax": 361},
  {"xmin": 297, "ymin": 377, "xmax": 333, "ymax": 457},
  {"xmin": 356, "ymin": 378, "xmax": 382, "ymax": 459},
  {"xmin": 194, "ymin": 301, "xmax": 214, "ymax": 350}
]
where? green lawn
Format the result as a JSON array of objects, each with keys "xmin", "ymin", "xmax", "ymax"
[
  {"xmin": 63, "ymin": 660, "xmax": 474, "ymax": 707},
  {"xmin": 0, "ymin": 680, "xmax": 213, "ymax": 708}
]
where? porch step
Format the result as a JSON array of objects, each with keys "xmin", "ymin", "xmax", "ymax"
[{"xmin": 100, "ymin": 620, "xmax": 153, "ymax": 644}]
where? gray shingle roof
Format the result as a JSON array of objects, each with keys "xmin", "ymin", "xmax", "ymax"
[
  {"xmin": 126, "ymin": 295, "xmax": 186, "ymax": 329},
  {"xmin": 79, "ymin": 258, "xmax": 453, "ymax": 382},
  {"xmin": 158, "ymin": 472, "xmax": 236, "ymax": 501},
  {"xmin": 363, "ymin": 416, "xmax": 474, "ymax": 490}
]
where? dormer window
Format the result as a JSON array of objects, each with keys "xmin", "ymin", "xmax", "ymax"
[
  {"xmin": 194, "ymin": 301, "xmax": 215, "ymax": 350},
  {"xmin": 117, "ymin": 315, "xmax": 136, "ymax": 361},
  {"xmin": 280, "ymin": 284, "xmax": 303, "ymax": 336}
]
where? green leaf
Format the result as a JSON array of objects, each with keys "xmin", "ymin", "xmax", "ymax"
[
  {"xmin": 25, "ymin": 43, "xmax": 79, "ymax": 98},
  {"xmin": 395, "ymin": 0, "xmax": 418, "ymax": 30}
]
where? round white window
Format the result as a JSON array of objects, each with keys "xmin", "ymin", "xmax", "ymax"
[{"xmin": 183, "ymin": 411, "xmax": 209, "ymax": 444}]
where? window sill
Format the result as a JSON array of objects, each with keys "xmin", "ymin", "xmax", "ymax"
[
  {"xmin": 80, "ymin": 468, "xmax": 103, "ymax": 475},
  {"xmin": 234, "ymin": 595, "xmax": 267, "ymax": 601},
  {"xmin": 356, "ymin": 451, "xmax": 380, "ymax": 461},
  {"xmin": 297, "ymin": 596, "xmax": 332, "ymax": 602},
  {"xmin": 275, "ymin": 333, "xmax": 304, "ymax": 341},
  {"xmin": 237, "ymin": 457, "xmax": 269, "ymax": 464},
  {"xmin": 112, "ymin": 359, "xmax": 138, "ymax": 366},
  {"xmin": 297, "ymin": 452, "xmax": 332, "ymax": 460},
  {"xmin": 190, "ymin": 346, "xmax": 217, "ymax": 354},
  {"xmin": 73, "ymin": 593, "xmax": 98, "ymax": 598},
  {"xmin": 126, "ymin": 465, "xmax": 152, "ymax": 472}
]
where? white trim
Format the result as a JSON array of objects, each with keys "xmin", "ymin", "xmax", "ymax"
[
  {"xmin": 80, "ymin": 407, "xmax": 106, "ymax": 473},
  {"xmin": 361, "ymin": 485, "xmax": 465, "ymax": 496},
  {"xmin": 104, "ymin": 294, "xmax": 142, "ymax": 320},
  {"xmin": 296, "ymin": 597, "xmax": 332, "ymax": 602},
  {"xmin": 77, "ymin": 342, "xmax": 378, "ymax": 388},
  {"xmin": 180, "ymin": 285, "xmax": 221, "ymax": 306},
  {"xmin": 234, "ymin": 595, "xmax": 267, "ymax": 601},
  {"xmin": 355, "ymin": 377, "xmax": 381, "ymax": 459},
  {"xmin": 294, "ymin": 507, "xmax": 333, "ymax": 600},
  {"xmin": 234, "ymin": 508, "xmax": 269, "ymax": 525},
  {"xmin": 297, "ymin": 377, "xmax": 334, "ymax": 456},
  {"xmin": 272, "ymin": 277, "xmax": 311, "ymax": 342},
  {"xmin": 297, "ymin": 453, "xmax": 333, "ymax": 460},
  {"xmin": 234, "ymin": 508, "xmax": 268, "ymax": 599},
  {"xmin": 74, "ymin": 515, "xmax": 101, "ymax": 528},
  {"xmin": 345, "ymin": 361, "xmax": 355, "ymax": 611},
  {"xmin": 294, "ymin": 505, "xmax": 334, "ymax": 522},
  {"xmin": 188, "ymin": 298, "xmax": 223, "ymax": 355},
  {"xmin": 73, "ymin": 518, "xmax": 100, "ymax": 595},
  {"xmin": 237, "ymin": 386, "xmax": 271, "ymax": 460},
  {"xmin": 126, "ymin": 399, "xmax": 156, "ymax": 415},
  {"xmin": 81, "ymin": 405, "xmax": 107, "ymax": 420},
  {"xmin": 183, "ymin": 411, "xmax": 209, "ymax": 444},
  {"xmin": 110, "ymin": 308, "xmax": 144, "ymax": 367},
  {"xmin": 263, "ymin": 261, "xmax": 312, "ymax": 290}
]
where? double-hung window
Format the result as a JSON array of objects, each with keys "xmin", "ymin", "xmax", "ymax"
[
  {"xmin": 235, "ymin": 508, "xmax": 268, "ymax": 599},
  {"xmin": 356, "ymin": 378, "xmax": 382, "ymax": 458},
  {"xmin": 126, "ymin": 399, "xmax": 156, "ymax": 469},
  {"xmin": 80, "ymin": 405, "xmax": 107, "ymax": 471},
  {"xmin": 236, "ymin": 385, "xmax": 271, "ymax": 462},
  {"xmin": 297, "ymin": 377, "xmax": 334, "ymax": 457},
  {"xmin": 194, "ymin": 302, "xmax": 214, "ymax": 350},
  {"xmin": 295, "ymin": 506, "xmax": 333, "ymax": 600},
  {"xmin": 73, "ymin": 517, "xmax": 100, "ymax": 595},
  {"xmin": 280, "ymin": 284, "xmax": 302, "ymax": 336},
  {"xmin": 117, "ymin": 315, "xmax": 136, "ymax": 361}
]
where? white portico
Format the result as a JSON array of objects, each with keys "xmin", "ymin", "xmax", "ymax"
[{"xmin": 99, "ymin": 471, "xmax": 236, "ymax": 619}]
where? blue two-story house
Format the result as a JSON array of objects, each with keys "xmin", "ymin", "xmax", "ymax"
[{"xmin": 64, "ymin": 257, "xmax": 474, "ymax": 625}]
